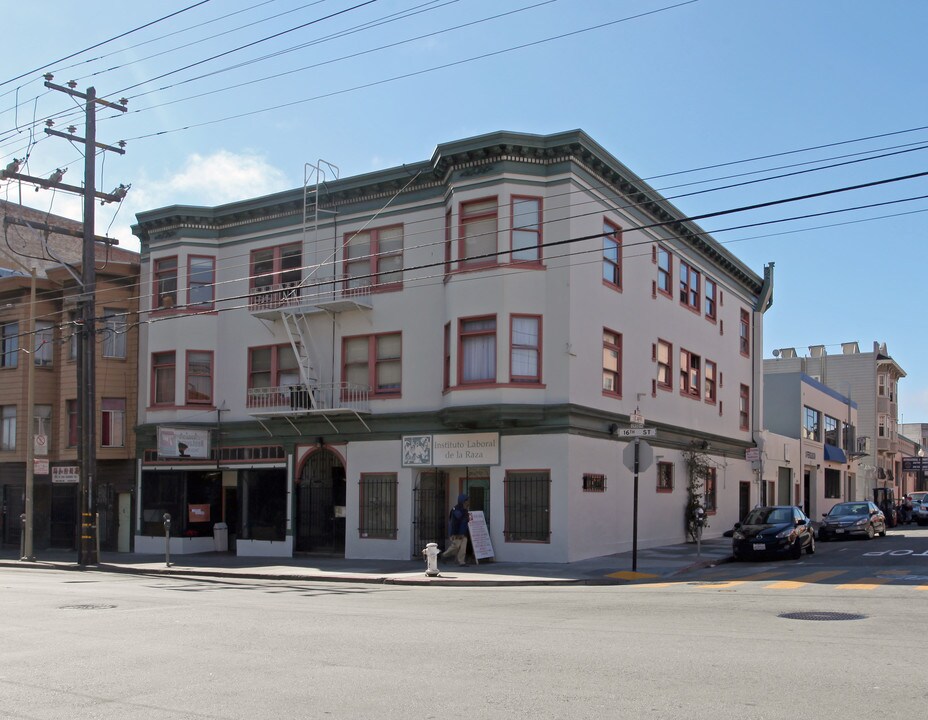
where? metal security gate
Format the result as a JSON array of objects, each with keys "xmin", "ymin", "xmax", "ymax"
[
  {"xmin": 412, "ymin": 471, "xmax": 447, "ymax": 557},
  {"xmin": 296, "ymin": 449, "xmax": 345, "ymax": 553}
]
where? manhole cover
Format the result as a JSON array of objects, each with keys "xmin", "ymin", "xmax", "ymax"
[
  {"xmin": 59, "ymin": 604, "xmax": 116, "ymax": 611},
  {"xmin": 779, "ymin": 611, "xmax": 866, "ymax": 622}
]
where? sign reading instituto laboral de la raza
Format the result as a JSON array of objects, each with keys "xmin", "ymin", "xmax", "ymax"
[
  {"xmin": 402, "ymin": 433, "xmax": 500, "ymax": 467},
  {"xmin": 157, "ymin": 426, "xmax": 211, "ymax": 460}
]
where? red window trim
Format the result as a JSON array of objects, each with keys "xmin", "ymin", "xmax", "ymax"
[
  {"xmin": 153, "ymin": 255, "xmax": 178, "ymax": 312},
  {"xmin": 343, "ymin": 224, "xmax": 404, "ymax": 294},
  {"xmin": 602, "ymin": 327, "xmax": 622, "ymax": 398},
  {"xmin": 739, "ymin": 309, "xmax": 751, "ymax": 357},
  {"xmin": 151, "ymin": 350, "xmax": 176, "ymax": 406},
  {"xmin": 458, "ymin": 196, "xmax": 499, "ymax": 269},
  {"xmin": 656, "ymin": 338, "xmax": 673, "ymax": 391},
  {"xmin": 510, "ymin": 195, "xmax": 544, "ymax": 265},
  {"xmin": 510, "ymin": 313, "xmax": 542, "ymax": 384},
  {"xmin": 704, "ymin": 359, "xmax": 717, "ymax": 404},
  {"xmin": 457, "ymin": 314, "xmax": 497, "ymax": 386},
  {"xmin": 656, "ymin": 245, "xmax": 673, "ymax": 298},
  {"xmin": 679, "ymin": 260, "xmax": 701, "ymax": 313},
  {"xmin": 656, "ymin": 461, "xmax": 674, "ymax": 493},
  {"xmin": 246, "ymin": 343, "xmax": 299, "ymax": 398},
  {"xmin": 679, "ymin": 348, "xmax": 701, "ymax": 399},
  {"xmin": 250, "ymin": 242, "xmax": 302, "ymax": 292},
  {"xmin": 342, "ymin": 332, "xmax": 402, "ymax": 398},
  {"xmin": 739, "ymin": 383, "xmax": 750, "ymax": 430},
  {"xmin": 185, "ymin": 349, "xmax": 214, "ymax": 406},
  {"xmin": 602, "ymin": 218, "xmax": 622, "ymax": 291},
  {"xmin": 704, "ymin": 277, "xmax": 717, "ymax": 322}
]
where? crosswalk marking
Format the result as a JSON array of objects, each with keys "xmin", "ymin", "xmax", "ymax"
[
  {"xmin": 694, "ymin": 571, "xmax": 786, "ymax": 589},
  {"xmin": 835, "ymin": 576, "xmax": 892, "ymax": 590},
  {"xmin": 765, "ymin": 570, "xmax": 846, "ymax": 589}
]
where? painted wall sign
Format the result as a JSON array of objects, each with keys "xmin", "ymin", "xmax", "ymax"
[
  {"xmin": 402, "ymin": 433, "xmax": 500, "ymax": 467},
  {"xmin": 158, "ymin": 426, "xmax": 211, "ymax": 459}
]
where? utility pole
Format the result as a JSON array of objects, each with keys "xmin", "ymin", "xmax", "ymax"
[{"xmin": 2, "ymin": 77, "xmax": 128, "ymax": 565}]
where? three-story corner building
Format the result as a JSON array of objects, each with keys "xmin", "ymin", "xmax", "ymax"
[
  {"xmin": 0, "ymin": 201, "xmax": 139, "ymax": 552},
  {"xmin": 131, "ymin": 129, "xmax": 772, "ymax": 562}
]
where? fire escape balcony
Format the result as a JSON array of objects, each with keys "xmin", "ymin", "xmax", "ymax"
[
  {"xmin": 248, "ymin": 278, "xmax": 372, "ymax": 318},
  {"xmin": 246, "ymin": 382, "xmax": 370, "ymax": 416}
]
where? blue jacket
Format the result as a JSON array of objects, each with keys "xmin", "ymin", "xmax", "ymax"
[{"xmin": 449, "ymin": 503, "xmax": 469, "ymax": 536}]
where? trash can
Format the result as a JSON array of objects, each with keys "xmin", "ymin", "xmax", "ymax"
[{"xmin": 213, "ymin": 522, "xmax": 229, "ymax": 553}]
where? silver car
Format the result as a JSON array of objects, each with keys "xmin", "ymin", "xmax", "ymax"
[{"xmin": 819, "ymin": 501, "xmax": 887, "ymax": 541}]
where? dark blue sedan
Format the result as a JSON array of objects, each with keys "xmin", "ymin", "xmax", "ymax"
[{"xmin": 732, "ymin": 505, "xmax": 815, "ymax": 561}]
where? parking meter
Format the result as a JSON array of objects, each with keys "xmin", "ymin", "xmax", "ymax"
[{"xmin": 163, "ymin": 513, "xmax": 172, "ymax": 567}]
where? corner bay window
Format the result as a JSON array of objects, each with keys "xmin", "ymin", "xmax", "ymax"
[
  {"xmin": 504, "ymin": 470, "xmax": 550, "ymax": 543},
  {"xmin": 459, "ymin": 316, "xmax": 496, "ymax": 384},
  {"xmin": 186, "ymin": 351, "xmax": 214, "ymax": 405},
  {"xmin": 154, "ymin": 256, "xmax": 178, "ymax": 309},
  {"xmin": 460, "ymin": 198, "xmax": 498, "ymax": 267},
  {"xmin": 188, "ymin": 256, "xmax": 216, "ymax": 307},
  {"xmin": 512, "ymin": 197, "xmax": 542, "ymax": 262},
  {"xmin": 510, "ymin": 315, "xmax": 540, "ymax": 383},
  {"xmin": 152, "ymin": 352, "xmax": 176, "ymax": 405}
]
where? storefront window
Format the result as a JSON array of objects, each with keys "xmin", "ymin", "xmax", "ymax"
[{"xmin": 240, "ymin": 469, "xmax": 286, "ymax": 541}]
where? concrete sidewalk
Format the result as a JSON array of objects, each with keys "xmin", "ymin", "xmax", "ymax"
[{"xmin": 0, "ymin": 537, "xmax": 734, "ymax": 586}]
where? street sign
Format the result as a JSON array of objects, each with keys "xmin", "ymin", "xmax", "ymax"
[
  {"xmin": 34, "ymin": 458, "xmax": 49, "ymax": 475},
  {"xmin": 34, "ymin": 434, "xmax": 48, "ymax": 456},
  {"xmin": 902, "ymin": 457, "xmax": 928, "ymax": 471},
  {"xmin": 617, "ymin": 427, "xmax": 655, "ymax": 438},
  {"xmin": 623, "ymin": 439, "xmax": 654, "ymax": 473},
  {"xmin": 745, "ymin": 448, "xmax": 760, "ymax": 462}
]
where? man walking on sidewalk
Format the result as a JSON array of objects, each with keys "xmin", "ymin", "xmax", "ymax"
[{"xmin": 442, "ymin": 494, "xmax": 471, "ymax": 566}]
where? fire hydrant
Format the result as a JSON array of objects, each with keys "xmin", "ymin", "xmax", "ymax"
[{"xmin": 422, "ymin": 542, "xmax": 441, "ymax": 577}]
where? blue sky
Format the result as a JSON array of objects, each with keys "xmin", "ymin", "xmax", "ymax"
[{"xmin": 2, "ymin": 0, "xmax": 927, "ymax": 420}]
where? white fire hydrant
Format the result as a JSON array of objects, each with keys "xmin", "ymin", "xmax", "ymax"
[{"xmin": 422, "ymin": 542, "xmax": 441, "ymax": 577}]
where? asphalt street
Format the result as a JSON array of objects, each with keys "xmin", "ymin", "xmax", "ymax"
[{"xmin": 1, "ymin": 526, "xmax": 927, "ymax": 720}]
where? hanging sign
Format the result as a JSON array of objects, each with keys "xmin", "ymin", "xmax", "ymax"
[
  {"xmin": 52, "ymin": 466, "xmax": 80, "ymax": 484},
  {"xmin": 158, "ymin": 426, "xmax": 211, "ymax": 459}
]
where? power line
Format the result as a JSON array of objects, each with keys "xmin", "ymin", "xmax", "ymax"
[{"xmin": 0, "ymin": 1, "xmax": 214, "ymax": 90}]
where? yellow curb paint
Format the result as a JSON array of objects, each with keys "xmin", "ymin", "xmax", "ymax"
[
  {"xmin": 765, "ymin": 570, "xmax": 846, "ymax": 589},
  {"xmin": 697, "ymin": 571, "xmax": 786, "ymax": 589},
  {"xmin": 607, "ymin": 570, "xmax": 660, "ymax": 580},
  {"xmin": 835, "ymin": 577, "xmax": 892, "ymax": 590}
]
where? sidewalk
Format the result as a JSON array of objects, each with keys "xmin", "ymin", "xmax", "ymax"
[{"xmin": 0, "ymin": 537, "xmax": 734, "ymax": 586}]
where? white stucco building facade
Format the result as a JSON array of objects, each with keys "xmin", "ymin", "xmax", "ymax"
[{"xmin": 131, "ymin": 130, "xmax": 773, "ymax": 562}]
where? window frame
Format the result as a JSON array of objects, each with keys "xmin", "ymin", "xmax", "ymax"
[
  {"xmin": 101, "ymin": 308, "xmax": 127, "ymax": 359},
  {"xmin": 358, "ymin": 473, "xmax": 398, "ymax": 539},
  {"xmin": 250, "ymin": 243, "xmax": 302, "ymax": 298},
  {"xmin": 679, "ymin": 261, "xmax": 701, "ymax": 311},
  {"xmin": 185, "ymin": 350, "xmax": 214, "ymax": 406},
  {"xmin": 510, "ymin": 195, "xmax": 543, "ymax": 264},
  {"xmin": 153, "ymin": 255, "xmax": 178, "ymax": 310},
  {"xmin": 187, "ymin": 255, "xmax": 216, "ymax": 309},
  {"xmin": 705, "ymin": 467, "xmax": 717, "ymax": 513},
  {"xmin": 66, "ymin": 399, "xmax": 78, "ymax": 448},
  {"xmin": 504, "ymin": 470, "xmax": 551, "ymax": 543},
  {"xmin": 459, "ymin": 197, "xmax": 499, "ymax": 269},
  {"xmin": 343, "ymin": 224, "xmax": 404, "ymax": 293},
  {"xmin": 33, "ymin": 321, "xmax": 54, "ymax": 367},
  {"xmin": 657, "ymin": 461, "xmax": 674, "ymax": 493},
  {"xmin": 1, "ymin": 321, "xmax": 19, "ymax": 368},
  {"xmin": 342, "ymin": 332, "xmax": 402, "ymax": 397},
  {"xmin": 247, "ymin": 344, "xmax": 299, "ymax": 391},
  {"xmin": 656, "ymin": 246, "xmax": 672, "ymax": 297},
  {"xmin": 740, "ymin": 384, "xmax": 750, "ymax": 431},
  {"xmin": 152, "ymin": 351, "xmax": 176, "ymax": 406},
  {"xmin": 656, "ymin": 339, "xmax": 673, "ymax": 391},
  {"xmin": 602, "ymin": 328, "xmax": 622, "ymax": 397},
  {"xmin": 739, "ymin": 308, "xmax": 750, "ymax": 357},
  {"xmin": 1, "ymin": 405, "xmax": 15, "ymax": 451},
  {"xmin": 679, "ymin": 348, "xmax": 701, "ymax": 399},
  {"xmin": 602, "ymin": 218, "xmax": 622, "ymax": 289},
  {"xmin": 803, "ymin": 406, "xmax": 822, "ymax": 442},
  {"xmin": 705, "ymin": 277, "xmax": 717, "ymax": 321},
  {"xmin": 510, "ymin": 314, "xmax": 541, "ymax": 384},
  {"xmin": 458, "ymin": 315, "xmax": 497, "ymax": 386},
  {"xmin": 101, "ymin": 398, "xmax": 126, "ymax": 448},
  {"xmin": 704, "ymin": 359, "xmax": 717, "ymax": 404}
]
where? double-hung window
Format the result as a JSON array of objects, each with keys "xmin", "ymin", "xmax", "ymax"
[
  {"xmin": 34, "ymin": 321, "xmax": 54, "ymax": 366},
  {"xmin": 1, "ymin": 405, "xmax": 16, "ymax": 450},
  {"xmin": 680, "ymin": 261, "xmax": 700, "ymax": 310},
  {"xmin": 680, "ymin": 349, "xmax": 701, "ymax": 398},
  {"xmin": 656, "ymin": 339, "xmax": 672, "ymax": 390},
  {"xmin": 101, "ymin": 308, "xmax": 127, "ymax": 358},
  {"xmin": 510, "ymin": 315, "xmax": 541, "ymax": 384},
  {"xmin": 705, "ymin": 278, "xmax": 717, "ymax": 320},
  {"xmin": 739, "ymin": 309, "xmax": 750, "ymax": 356},
  {"xmin": 249, "ymin": 345, "xmax": 299, "ymax": 391},
  {"xmin": 343, "ymin": 333, "xmax": 402, "ymax": 396},
  {"xmin": 1, "ymin": 322, "xmax": 19, "ymax": 368},
  {"xmin": 704, "ymin": 360, "xmax": 717, "ymax": 403},
  {"xmin": 602, "ymin": 329, "xmax": 621, "ymax": 396},
  {"xmin": 152, "ymin": 351, "xmax": 176, "ymax": 405},
  {"xmin": 602, "ymin": 219, "xmax": 621, "ymax": 288},
  {"xmin": 459, "ymin": 316, "xmax": 496, "ymax": 384},
  {"xmin": 511, "ymin": 197, "xmax": 542, "ymax": 262},
  {"xmin": 66, "ymin": 400, "xmax": 78, "ymax": 447},
  {"xmin": 251, "ymin": 244, "xmax": 302, "ymax": 303},
  {"xmin": 345, "ymin": 225, "xmax": 403, "ymax": 293},
  {"xmin": 740, "ymin": 384, "xmax": 750, "ymax": 430},
  {"xmin": 101, "ymin": 398, "xmax": 126, "ymax": 448},
  {"xmin": 460, "ymin": 198, "xmax": 498, "ymax": 268},
  {"xmin": 186, "ymin": 351, "xmax": 214, "ymax": 405},
  {"xmin": 153, "ymin": 256, "xmax": 178, "ymax": 309},
  {"xmin": 188, "ymin": 256, "xmax": 216, "ymax": 308},
  {"xmin": 657, "ymin": 246, "xmax": 672, "ymax": 296}
]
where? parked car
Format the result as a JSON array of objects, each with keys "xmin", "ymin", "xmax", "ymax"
[
  {"xmin": 732, "ymin": 505, "xmax": 815, "ymax": 560},
  {"xmin": 818, "ymin": 501, "xmax": 886, "ymax": 541},
  {"xmin": 914, "ymin": 497, "xmax": 928, "ymax": 526}
]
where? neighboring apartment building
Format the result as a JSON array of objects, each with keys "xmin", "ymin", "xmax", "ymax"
[
  {"xmin": 131, "ymin": 129, "xmax": 773, "ymax": 562},
  {"xmin": 762, "ymin": 372, "xmax": 859, "ymax": 519},
  {"xmin": 765, "ymin": 342, "xmax": 906, "ymax": 501},
  {"xmin": 899, "ymin": 423, "xmax": 927, "ymax": 494},
  {"xmin": 0, "ymin": 200, "xmax": 139, "ymax": 551}
]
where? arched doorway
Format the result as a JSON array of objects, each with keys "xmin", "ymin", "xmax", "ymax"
[{"xmin": 295, "ymin": 449, "xmax": 346, "ymax": 554}]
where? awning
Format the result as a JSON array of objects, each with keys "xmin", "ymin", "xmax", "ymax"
[{"xmin": 824, "ymin": 444, "xmax": 847, "ymax": 463}]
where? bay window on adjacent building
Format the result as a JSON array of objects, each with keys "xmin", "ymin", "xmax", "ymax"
[
  {"xmin": 343, "ymin": 333, "xmax": 402, "ymax": 396},
  {"xmin": 460, "ymin": 198, "xmax": 498, "ymax": 268},
  {"xmin": 602, "ymin": 329, "xmax": 621, "ymax": 396},
  {"xmin": 101, "ymin": 398, "xmax": 126, "ymax": 448},
  {"xmin": 504, "ymin": 470, "xmax": 550, "ymax": 542},
  {"xmin": 1, "ymin": 406, "xmax": 15, "ymax": 450},
  {"xmin": 510, "ymin": 315, "xmax": 541, "ymax": 384},
  {"xmin": 345, "ymin": 225, "xmax": 404, "ymax": 292},
  {"xmin": 186, "ymin": 351, "xmax": 214, "ymax": 405},
  {"xmin": 152, "ymin": 351, "xmax": 176, "ymax": 405},
  {"xmin": 602, "ymin": 219, "xmax": 621, "ymax": 288},
  {"xmin": 511, "ymin": 197, "xmax": 542, "ymax": 263},
  {"xmin": 459, "ymin": 316, "xmax": 496, "ymax": 384},
  {"xmin": 101, "ymin": 308, "xmax": 127, "ymax": 358}
]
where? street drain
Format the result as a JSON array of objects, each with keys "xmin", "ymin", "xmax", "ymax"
[
  {"xmin": 59, "ymin": 604, "xmax": 116, "ymax": 611},
  {"xmin": 779, "ymin": 611, "xmax": 866, "ymax": 622}
]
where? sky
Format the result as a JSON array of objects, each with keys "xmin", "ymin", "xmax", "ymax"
[{"xmin": 2, "ymin": 0, "xmax": 927, "ymax": 421}]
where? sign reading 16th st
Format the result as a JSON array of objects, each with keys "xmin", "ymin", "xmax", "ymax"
[{"xmin": 617, "ymin": 427, "xmax": 656, "ymax": 438}]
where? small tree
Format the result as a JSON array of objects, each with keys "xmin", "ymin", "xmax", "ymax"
[{"xmin": 683, "ymin": 444, "xmax": 712, "ymax": 542}]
